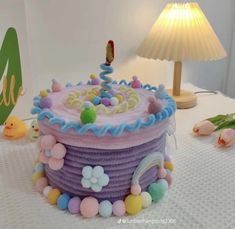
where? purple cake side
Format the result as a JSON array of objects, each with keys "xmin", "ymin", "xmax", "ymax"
[{"xmin": 45, "ymin": 133, "xmax": 166, "ymax": 202}]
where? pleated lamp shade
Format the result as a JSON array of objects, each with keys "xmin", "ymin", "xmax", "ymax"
[
  {"xmin": 137, "ymin": 2, "xmax": 227, "ymax": 109},
  {"xmin": 137, "ymin": 2, "xmax": 227, "ymax": 61}
]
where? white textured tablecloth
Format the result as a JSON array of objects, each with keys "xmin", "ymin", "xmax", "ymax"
[{"xmin": 0, "ymin": 85, "xmax": 235, "ymax": 229}]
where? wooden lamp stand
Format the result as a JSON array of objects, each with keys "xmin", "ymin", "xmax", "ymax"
[{"xmin": 167, "ymin": 61, "xmax": 197, "ymax": 109}]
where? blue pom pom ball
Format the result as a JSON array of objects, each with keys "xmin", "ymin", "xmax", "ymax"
[{"xmin": 57, "ymin": 193, "xmax": 71, "ymax": 210}]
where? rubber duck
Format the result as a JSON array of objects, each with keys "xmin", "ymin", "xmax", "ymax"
[
  {"xmin": 148, "ymin": 97, "xmax": 163, "ymax": 114},
  {"xmin": 131, "ymin": 76, "xmax": 141, "ymax": 89},
  {"xmin": 28, "ymin": 119, "xmax": 40, "ymax": 140},
  {"xmin": 3, "ymin": 116, "xmax": 28, "ymax": 139},
  {"xmin": 90, "ymin": 74, "xmax": 100, "ymax": 85},
  {"xmin": 155, "ymin": 84, "xmax": 167, "ymax": 99},
  {"xmin": 51, "ymin": 79, "xmax": 63, "ymax": 92}
]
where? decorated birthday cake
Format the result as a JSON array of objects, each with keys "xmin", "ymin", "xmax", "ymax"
[{"xmin": 31, "ymin": 41, "xmax": 176, "ymax": 218}]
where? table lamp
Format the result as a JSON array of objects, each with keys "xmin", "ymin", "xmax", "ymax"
[{"xmin": 137, "ymin": 2, "xmax": 226, "ymax": 109}]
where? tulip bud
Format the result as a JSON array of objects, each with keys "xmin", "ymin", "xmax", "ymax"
[
  {"xmin": 193, "ymin": 120, "xmax": 216, "ymax": 136},
  {"xmin": 217, "ymin": 128, "xmax": 235, "ymax": 147}
]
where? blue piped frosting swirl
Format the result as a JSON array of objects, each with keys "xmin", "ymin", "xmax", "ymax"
[{"xmin": 31, "ymin": 80, "xmax": 176, "ymax": 137}]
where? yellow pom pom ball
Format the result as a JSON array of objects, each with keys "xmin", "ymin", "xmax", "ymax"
[
  {"xmin": 116, "ymin": 94, "xmax": 124, "ymax": 103},
  {"xmin": 39, "ymin": 90, "xmax": 48, "ymax": 97},
  {"xmin": 124, "ymin": 194, "xmax": 142, "ymax": 215},
  {"xmin": 164, "ymin": 161, "xmax": 174, "ymax": 171},
  {"xmin": 47, "ymin": 189, "xmax": 61, "ymax": 205},
  {"xmin": 32, "ymin": 172, "xmax": 44, "ymax": 184}
]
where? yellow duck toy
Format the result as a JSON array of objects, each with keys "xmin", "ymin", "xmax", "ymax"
[{"xmin": 3, "ymin": 116, "xmax": 28, "ymax": 140}]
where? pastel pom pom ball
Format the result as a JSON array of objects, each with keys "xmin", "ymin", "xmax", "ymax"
[
  {"xmin": 32, "ymin": 172, "xmax": 44, "ymax": 184},
  {"xmin": 80, "ymin": 102, "xmax": 97, "ymax": 124},
  {"xmin": 57, "ymin": 193, "xmax": 70, "ymax": 210},
  {"xmin": 116, "ymin": 94, "xmax": 124, "ymax": 103},
  {"xmin": 164, "ymin": 161, "xmax": 174, "ymax": 172},
  {"xmin": 40, "ymin": 135, "xmax": 56, "ymax": 150},
  {"xmin": 124, "ymin": 194, "xmax": 142, "ymax": 215},
  {"xmin": 130, "ymin": 184, "xmax": 141, "ymax": 195},
  {"xmin": 148, "ymin": 179, "xmax": 168, "ymax": 203},
  {"xmin": 112, "ymin": 200, "xmax": 126, "ymax": 217},
  {"xmin": 101, "ymin": 97, "xmax": 110, "ymax": 106},
  {"xmin": 68, "ymin": 197, "xmax": 81, "ymax": 214},
  {"xmin": 48, "ymin": 189, "xmax": 61, "ymax": 205},
  {"xmin": 80, "ymin": 197, "xmax": 99, "ymax": 218},
  {"xmin": 165, "ymin": 174, "xmax": 173, "ymax": 187},
  {"xmin": 93, "ymin": 96, "xmax": 101, "ymax": 105},
  {"xmin": 158, "ymin": 168, "xmax": 167, "ymax": 179},
  {"xmin": 35, "ymin": 177, "xmax": 48, "ymax": 192},
  {"xmin": 141, "ymin": 192, "xmax": 152, "ymax": 208},
  {"xmin": 99, "ymin": 200, "xmax": 113, "ymax": 217},
  {"xmin": 110, "ymin": 97, "xmax": 119, "ymax": 106},
  {"xmin": 43, "ymin": 186, "xmax": 52, "ymax": 197},
  {"xmin": 40, "ymin": 97, "xmax": 52, "ymax": 109},
  {"xmin": 51, "ymin": 79, "xmax": 63, "ymax": 92}
]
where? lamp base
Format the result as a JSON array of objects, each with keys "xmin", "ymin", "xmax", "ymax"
[{"xmin": 167, "ymin": 89, "xmax": 197, "ymax": 109}]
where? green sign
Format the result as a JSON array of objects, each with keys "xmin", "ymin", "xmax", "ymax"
[{"xmin": 0, "ymin": 27, "xmax": 23, "ymax": 125}]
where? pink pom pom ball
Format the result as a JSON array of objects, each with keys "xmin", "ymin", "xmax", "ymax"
[
  {"xmin": 40, "ymin": 135, "xmax": 56, "ymax": 150},
  {"xmin": 130, "ymin": 184, "xmax": 141, "ymax": 195},
  {"xmin": 158, "ymin": 168, "xmax": 167, "ymax": 179},
  {"xmin": 52, "ymin": 79, "xmax": 63, "ymax": 92},
  {"xmin": 35, "ymin": 177, "xmax": 48, "ymax": 192},
  {"xmin": 101, "ymin": 98, "xmax": 110, "ymax": 106},
  {"xmin": 51, "ymin": 143, "xmax": 66, "ymax": 159},
  {"xmin": 68, "ymin": 197, "xmax": 81, "ymax": 214},
  {"xmin": 165, "ymin": 174, "xmax": 173, "ymax": 187},
  {"xmin": 80, "ymin": 197, "xmax": 99, "ymax": 218},
  {"xmin": 112, "ymin": 200, "xmax": 126, "ymax": 217}
]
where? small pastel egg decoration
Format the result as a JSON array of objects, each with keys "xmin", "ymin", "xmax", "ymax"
[
  {"xmin": 35, "ymin": 177, "xmax": 48, "ymax": 192},
  {"xmin": 32, "ymin": 172, "xmax": 44, "ymax": 184},
  {"xmin": 112, "ymin": 200, "xmax": 126, "ymax": 217},
  {"xmin": 116, "ymin": 94, "xmax": 124, "ymax": 103},
  {"xmin": 28, "ymin": 119, "xmax": 40, "ymax": 140},
  {"xmin": 98, "ymin": 200, "xmax": 113, "ymax": 217},
  {"xmin": 80, "ymin": 102, "xmax": 97, "ymax": 124},
  {"xmin": 92, "ymin": 96, "xmax": 101, "ymax": 105},
  {"xmin": 147, "ymin": 179, "xmax": 168, "ymax": 203},
  {"xmin": 90, "ymin": 74, "xmax": 100, "ymax": 85},
  {"xmin": 48, "ymin": 188, "xmax": 61, "ymax": 205},
  {"xmin": 124, "ymin": 194, "xmax": 142, "ymax": 215},
  {"xmin": 131, "ymin": 76, "xmax": 142, "ymax": 88},
  {"xmin": 68, "ymin": 197, "xmax": 81, "ymax": 214},
  {"xmin": 101, "ymin": 97, "xmax": 110, "ymax": 106},
  {"xmin": 39, "ymin": 90, "xmax": 52, "ymax": 109},
  {"xmin": 51, "ymin": 79, "xmax": 63, "ymax": 92},
  {"xmin": 164, "ymin": 161, "xmax": 174, "ymax": 172},
  {"xmin": 110, "ymin": 97, "xmax": 119, "ymax": 106},
  {"xmin": 57, "ymin": 193, "xmax": 71, "ymax": 210},
  {"xmin": 140, "ymin": 191, "xmax": 152, "ymax": 208},
  {"xmin": 155, "ymin": 84, "xmax": 167, "ymax": 99},
  {"xmin": 148, "ymin": 97, "xmax": 163, "ymax": 114},
  {"xmin": 80, "ymin": 197, "xmax": 99, "ymax": 218},
  {"xmin": 43, "ymin": 186, "xmax": 52, "ymax": 198}
]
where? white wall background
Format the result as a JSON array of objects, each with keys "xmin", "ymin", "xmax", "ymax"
[{"xmin": 23, "ymin": 0, "xmax": 235, "ymax": 96}]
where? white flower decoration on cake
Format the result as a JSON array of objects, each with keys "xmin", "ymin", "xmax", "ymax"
[{"xmin": 81, "ymin": 165, "xmax": 109, "ymax": 192}]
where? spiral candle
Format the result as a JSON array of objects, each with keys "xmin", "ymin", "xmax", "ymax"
[{"xmin": 99, "ymin": 40, "xmax": 114, "ymax": 98}]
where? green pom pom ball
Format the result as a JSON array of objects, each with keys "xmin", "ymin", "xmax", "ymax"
[
  {"xmin": 80, "ymin": 102, "xmax": 97, "ymax": 124},
  {"xmin": 147, "ymin": 179, "xmax": 168, "ymax": 202}
]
